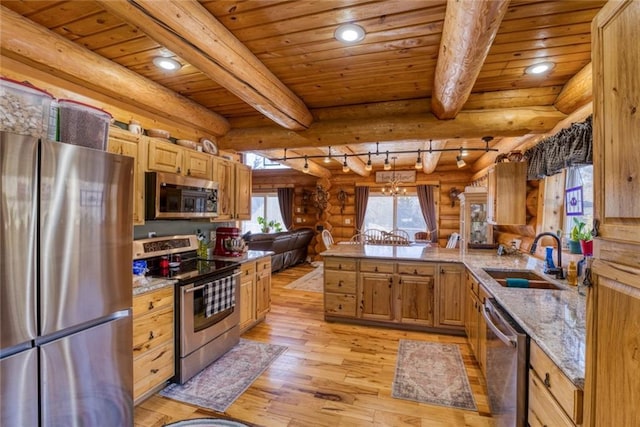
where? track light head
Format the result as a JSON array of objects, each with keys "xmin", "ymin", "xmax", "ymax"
[{"xmin": 456, "ymin": 155, "xmax": 466, "ymax": 168}]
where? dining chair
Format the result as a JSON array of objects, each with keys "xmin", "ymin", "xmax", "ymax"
[
  {"xmin": 321, "ymin": 229, "xmax": 334, "ymax": 249},
  {"xmin": 363, "ymin": 229, "xmax": 387, "ymax": 245},
  {"xmin": 414, "ymin": 231, "xmax": 431, "ymax": 241}
]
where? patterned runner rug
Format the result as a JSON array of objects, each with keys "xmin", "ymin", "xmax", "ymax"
[
  {"xmin": 160, "ymin": 339, "xmax": 287, "ymax": 412},
  {"xmin": 392, "ymin": 340, "xmax": 477, "ymax": 411},
  {"xmin": 283, "ymin": 264, "xmax": 323, "ymax": 292}
]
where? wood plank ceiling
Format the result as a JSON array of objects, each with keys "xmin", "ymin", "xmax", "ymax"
[{"xmin": 0, "ymin": 0, "xmax": 605, "ymax": 176}]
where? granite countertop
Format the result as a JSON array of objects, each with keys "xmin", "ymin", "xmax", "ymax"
[
  {"xmin": 322, "ymin": 244, "xmax": 587, "ymax": 388},
  {"xmin": 205, "ymin": 250, "xmax": 274, "ymax": 263},
  {"xmin": 132, "ymin": 276, "xmax": 177, "ymax": 296}
]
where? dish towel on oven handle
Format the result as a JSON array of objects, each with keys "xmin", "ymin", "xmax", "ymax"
[{"xmin": 204, "ymin": 275, "xmax": 236, "ymax": 318}]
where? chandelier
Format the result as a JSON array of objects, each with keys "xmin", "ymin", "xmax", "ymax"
[{"xmin": 381, "ymin": 157, "xmax": 407, "ymax": 197}]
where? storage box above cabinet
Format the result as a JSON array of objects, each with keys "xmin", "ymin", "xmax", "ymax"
[{"xmin": 486, "ymin": 162, "xmax": 527, "ymax": 225}]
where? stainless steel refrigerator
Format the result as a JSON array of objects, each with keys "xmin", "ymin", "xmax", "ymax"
[{"xmin": 0, "ymin": 131, "xmax": 134, "ymax": 426}]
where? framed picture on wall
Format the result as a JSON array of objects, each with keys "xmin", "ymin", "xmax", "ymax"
[{"xmin": 565, "ymin": 186, "xmax": 584, "ymax": 216}]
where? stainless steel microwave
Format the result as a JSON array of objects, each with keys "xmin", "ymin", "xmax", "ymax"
[{"xmin": 145, "ymin": 172, "xmax": 218, "ymax": 220}]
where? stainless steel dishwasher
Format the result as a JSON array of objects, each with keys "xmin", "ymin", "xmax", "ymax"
[{"xmin": 483, "ymin": 298, "xmax": 529, "ymax": 427}]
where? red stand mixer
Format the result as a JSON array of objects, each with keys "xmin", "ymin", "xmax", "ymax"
[{"xmin": 214, "ymin": 227, "xmax": 246, "ymax": 257}]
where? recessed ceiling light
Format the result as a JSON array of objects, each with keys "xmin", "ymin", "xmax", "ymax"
[
  {"xmin": 525, "ymin": 62, "xmax": 555, "ymax": 75},
  {"xmin": 152, "ymin": 57, "xmax": 182, "ymax": 71},
  {"xmin": 335, "ymin": 23, "xmax": 365, "ymax": 44}
]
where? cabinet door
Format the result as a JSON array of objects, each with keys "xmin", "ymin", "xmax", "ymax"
[
  {"xmin": 107, "ymin": 130, "xmax": 146, "ymax": 225},
  {"xmin": 234, "ymin": 163, "xmax": 252, "ymax": 220},
  {"xmin": 487, "ymin": 163, "xmax": 526, "ymax": 225},
  {"xmin": 213, "ymin": 157, "xmax": 233, "ymax": 220},
  {"xmin": 239, "ymin": 261, "xmax": 256, "ymax": 332},
  {"xmin": 358, "ymin": 272, "xmax": 394, "ymax": 320},
  {"xmin": 184, "ymin": 150, "xmax": 212, "ymax": 179},
  {"xmin": 255, "ymin": 258, "xmax": 271, "ymax": 318},
  {"xmin": 148, "ymin": 139, "xmax": 183, "ymax": 174},
  {"xmin": 437, "ymin": 263, "xmax": 465, "ymax": 328},
  {"xmin": 398, "ymin": 275, "xmax": 434, "ymax": 326},
  {"xmin": 465, "ymin": 286, "xmax": 479, "ymax": 355}
]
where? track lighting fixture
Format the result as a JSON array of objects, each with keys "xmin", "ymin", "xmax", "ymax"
[
  {"xmin": 384, "ymin": 151, "xmax": 391, "ymax": 170},
  {"xmin": 414, "ymin": 149, "xmax": 423, "ymax": 169},
  {"xmin": 324, "ymin": 146, "xmax": 332, "ymax": 163},
  {"xmin": 302, "ymin": 155, "xmax": 310, "ymax": 173},
  {"xmin": 342, "ymin": 154, "xmax": 350, "ymax": 173},
  {"xmin": 365, "ymin": 152, "xmax": 373, "ymax": 171}
]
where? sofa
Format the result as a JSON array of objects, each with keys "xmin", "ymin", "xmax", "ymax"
[{"xmin": 244, "ymin": 228, "xmax": 315, "ymax": 273}]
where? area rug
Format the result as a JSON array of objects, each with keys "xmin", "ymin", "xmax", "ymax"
[
  {"xmin": 392, "ymin": 340, "xmax": 477, "ymax": 411},
  {"xmin": 160, "ymin": 339, "xmax": 287, "ymax": 412},
  {"xmin": 284, "ymin": 264, "xmax": 323, "ymax": 292},
  {"xmin": 164, "ymin": 419, "xmax": 249, "ymax": 427}
]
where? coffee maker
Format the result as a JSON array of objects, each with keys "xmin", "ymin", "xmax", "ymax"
[{"xmin": 214, "ymin": 227, "xmax": 246, "ymax": 257}]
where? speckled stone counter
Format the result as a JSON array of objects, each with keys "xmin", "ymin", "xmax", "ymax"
[
  {"xmin": 206, "ymin": 250, "xmax": 274, "ymax": 263},
  {"xmin": 322, "ymin": 244, "xmax": 587, "ymax": 388},
  {"xmin": 132, "ymin": 276, "xmax": 177, "ymax": 296}
]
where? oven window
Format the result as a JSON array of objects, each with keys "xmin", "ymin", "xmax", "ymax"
[{"xmin": 192, "ymin": 285, "xmax": 234, "ymax": 333}]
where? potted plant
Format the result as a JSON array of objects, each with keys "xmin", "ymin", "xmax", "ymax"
[
  {"xmin": 570, "ymin": 218, "xmax": 593, "ymax": 256},
  {"xmin": 257, "ymin": 216, "xmax": 270, "ymax": 233}
]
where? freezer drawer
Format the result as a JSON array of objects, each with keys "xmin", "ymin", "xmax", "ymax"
[
  {"xmin": 39, "ymin": 140, "xmax": 133, "ymax": 335},
  {"xmin": 39, "ymin": 312, "xmax": 133, "ymax": 427},
  {"xmin": 0, "ymin": 348, "xmax": 38, "ymax": 427}
]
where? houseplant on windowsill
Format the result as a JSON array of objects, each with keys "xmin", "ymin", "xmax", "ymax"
[
  {"xmin": 570, "ymin": 218, "xmax": 593, "ymax": 256},
  {"xmin": 257, "ymin": 216, "xmax": 283, "ymax": 233}
]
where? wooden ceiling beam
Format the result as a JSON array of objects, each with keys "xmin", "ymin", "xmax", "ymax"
[
  {"xmin": 219, "ymin": 107, "xmax": 566, "ymax": 151},
  {"xmin": 431, "ymin": 0, "xmax": 510, "ymax": 119},
  {"xmin": 98, "ymin": 0, "xmax": 313, "ymax": 131},
  {"xmin": 421, "ymin": 140, "xmax": 447, "ymax": 174},
  {"xmin": 554, "ymin": 62, "xmax": 592, "ymax": 114},
  {"xmin": 0, "ymin": 5, "xmax": 230, "ymax": 136},
  {"xmin": 328, "ymin": 146, "xmax": 370, "ymax": 177}
]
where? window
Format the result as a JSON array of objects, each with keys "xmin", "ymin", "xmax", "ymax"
[
  {"xmin": 363, "ymin": 191, "xmax": 426, "ymax": 238},
  {"xmin": 564, "ymin": 165, "xmax": 594, "ymax": 241},
  {"xmin": 244, "ymin": 153, "xmax": 289, "ymax": 170},
  {"xmin": 242, "ymin": 193, "xmax": 284, "ymax": 234}
]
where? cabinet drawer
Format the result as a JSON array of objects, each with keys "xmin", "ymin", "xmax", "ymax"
[
  {"xmin": 133, "ymin": 287, "xmax": 173, "ymax": 317},
  {"xmin": 324, "ymin": 293, "xmax": 356, "ymax": 316},
  {"xmin": 397, "ymin": 262, "xmax": 436, "ymax": 276},
  {"xmin": 360, "ymin": 260, "xmax": 394, "ymax": 273},
  {"xmin": 257, "ymin": 257, "xmax": 271, "ymax": 273},
  {"xmin": 324, "ymin": 257, "xmax": 356, "ymax": 271},
  {"xmin": 466, "ymin": 270, "xmax": 479, "ymax": 296},
  {"xmin": 529, "ymin": 370, "xmax": 575, "ymax": 427},
  {"xmin": 324, "ymin": 270, "xmax": 356, "ymax": 293},
  {"xmin": 133, "ymin": 340, "xmax": 174, "ymax": 400},
  {"xmin": 132, "ymin": 306, "xmax": 173, "ymax": 358},
  {"xmin": 530, "ymin": 341, "xmax": 583, "ymax": 424},
  {"xmin": 241, "ymin": 261, "xmax": 256, "ymax": 278}
]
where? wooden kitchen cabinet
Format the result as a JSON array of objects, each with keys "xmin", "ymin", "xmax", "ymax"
[
  {"xmin": 107, "ymin": 127, "xmax": 147, "ymax": 225},
  {"xmin": 465, "ymin": 269, "xmax": 488, "ymax": 376},
  {"xmin": 212, "ymin": 157, "xmax": 252, "ymax": 221},
  {"xmin": 147, "ymin": 138, "xmax": 212, "ymax": 179},
  {"xmin": 486, "ymin": 162, "xmax": 527, "ymax": 225},
  {"xmin": 324, "ymin": 258, "xmax": 357, "ymax": 317},
  {"xmin": 358, "ymin": 261, "xmax": 395, "ymax": 321},
  {"xmin": 586, "ymin": 2, "xmax": 640, "ymax": 426},
  {"xmin": 132, "ymin": 286, "xmax": 174, "ymax": 404},
  {"xmin": 240, "ymin": 256, "xmax": 272, "ymax": 332},
  {"xmin": 436, "ymin": 263, "xmax": 465, "ymax": 329},
  {"xmin": 239, "ymin": 260, "xmax": 257, "ymax": 332},
  {"xmin": 255, "ymin": 256, "xmax": 272, "ymax": 320},
  {"xmin": 397, "ymin": 261, "xmax": 436, "ymax": 326},
  {"xmin": 529, "ymin": 341, "xmax": 583, "ymax": 426}
]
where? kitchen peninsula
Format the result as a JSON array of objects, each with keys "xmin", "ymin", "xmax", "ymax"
[{"xmin": 321, "ymin": 243, "xmax": 586, "ymax": 391}]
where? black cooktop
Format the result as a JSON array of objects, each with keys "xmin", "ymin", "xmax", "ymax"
[{"xmin": 146, "ymin": 251, "xmax": 239, "ymax": 284}]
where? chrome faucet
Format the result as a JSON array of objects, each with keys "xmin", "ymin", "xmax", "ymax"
[{"xmin": 530, "ymin": 232, "xmax": 565, "ymax": 279}]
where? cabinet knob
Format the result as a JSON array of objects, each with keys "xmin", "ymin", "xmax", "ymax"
[
  {"xmin": 338, "ymin": 264, "xmax": 342, "ymax": 270},
  {"xmin": 414, "ymin": 269, "xmax": 418, "ymax": 275},
  {"xmin": 187, "ymin": 169, "xmax": 191, "ymax": 176},
  {"xmin": 150, "ymin": 368, "xmax": 159, "ymax": 374},
  {"xmin": 440, "ymin": 268, "xmax": 445, "ymax": 275},
  {"xmin": 338, "ymin": 304, "xmax": 343, "ymax": 310},
  {"xmin": 544, "ymin": 373, "xmax": 551, "ymax": 388},
  {"xmin": 338, "ymin": 280, "xmax": 343, "ymax": 287},
  {"xmin": 148, "ymin": 301, "xmax": 154, "ymax": 310},
  {"xmin": 398, "ymin": 278, "xmax": 402, "ymax": 285},
  {"xmin": 388, "ymin": 277, "xmax": 393, "ymax": 285},
  {"xmin": 149, "ymin": 331, "xmax": 155, "ymax": 340},
  {"xmin": 176, "ymin": 167, "xmax": 181, "ymax": 174}
]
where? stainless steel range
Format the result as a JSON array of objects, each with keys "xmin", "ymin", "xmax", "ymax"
[{"xmin": 133, "ymin": 235, "xmax": 241, "ymax": 384}]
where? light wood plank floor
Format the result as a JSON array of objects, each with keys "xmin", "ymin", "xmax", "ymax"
[{"xmin": 134, "ymin": 263, "xmax": 494, "ymax": 427}]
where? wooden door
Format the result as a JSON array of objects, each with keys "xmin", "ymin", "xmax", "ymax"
[
  {"xmin": 183, "ymin": 150, "xmax": 212, "ymax": 179},
  {"xmin": 586, "ymin": 2, "xmax": 640, "ymax": 426},
  {"xmin": 107, "ymin": 128, "xmax": 146, "ymax": 225},
  {"xmin": 398, "ymin": 275, "xmax": 434, "ymax": 326},
  {"xmin": 234, "ymin": 163, "xmax": 252, "ymax": 220},
  {"xmin": 359, "ymin": 273, "xmax": 394, "ymax": 321},
  {"xmin": 437, "ymin": 263, "xmax": 465, "ymax": 328},
  {"xmin": 213, "ymin": 157, "xmax": 233, "ymax": 220},
  {"xmin": 148, "ymin": 138, "xmax": 183, "ymax": 174}
]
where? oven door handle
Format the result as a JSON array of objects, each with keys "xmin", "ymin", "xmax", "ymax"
[
  {"xmin": 184, "ymin": 283, "xmax": 208, "ymax": 294},
  {"xmin": 482, "ymin": 304, "xmax": 517, "ymax": 348}
]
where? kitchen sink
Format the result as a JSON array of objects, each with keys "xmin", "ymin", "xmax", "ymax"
[{"xmin": 483, "ymin": 268, "xmax": 563, "ymax": 290}]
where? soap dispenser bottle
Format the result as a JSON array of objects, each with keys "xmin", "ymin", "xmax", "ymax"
[{"xmin": 544, "ymin": 246, "xmax": 556, "ymax": 273}]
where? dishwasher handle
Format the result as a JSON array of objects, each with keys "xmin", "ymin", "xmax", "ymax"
[{"xmin": 483, "ymin": 303, "xmax": 517, "ymax": 348}]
